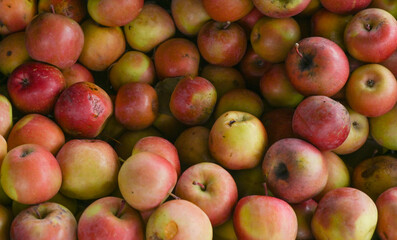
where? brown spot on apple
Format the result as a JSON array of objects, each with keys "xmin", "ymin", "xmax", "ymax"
[
  {"xmin": 6, "ymin": 50, "xmax": 12, "ymax": 56},
  {"xmin": 361, "ymin": 164, "xmax": 379, "ymax": 178},
  {"xmin": 165, "ymin": 221, "xmax": 178, "ymax": 239}
]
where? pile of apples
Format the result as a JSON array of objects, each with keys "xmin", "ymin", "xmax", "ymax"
[{"xmin": 1, "ymin": 0, "xmax": 397, "ymax": 239}]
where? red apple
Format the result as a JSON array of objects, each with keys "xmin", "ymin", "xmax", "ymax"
[
  {"xmin": 292, "ymin": 95, "xmax": 350, "ymax": 151},
  {"xmin": 87, "ymin": 0, "xmax": 143, "ymax": 27},
  {"xmin": 7, "ymin": 61, "xmax": 66, "ymax": 115},
  {"xmin": 251, "ymin": 16, "xmax": 301, "ymax": 63},
  {"xmin": 285, "ymin": 36, "xmax": 350, "ymax": 97},
  {"xmin": 175, "ymin": 162, "xmax": 238, "ymax": 226},
  {"xmin": 118, "ymin": 152, "xmax": 177, "ymax": 211},
  {"xmin": 253, "ymin": 0, "xmax": 311, "ymax": 18},
  {"xmin": 132, "ymin": 136, "xmax": 181, "ymax": 176},
  {"xmin": 7, "ymin": 113, "xmax": 65, "ymax": 155},
  {"xmin": 54, "ymin": 81, "xmax": 113, "ymax": 138},
  {"xmin": 344, "ymin": 8, "xmax": 397, "ymax": 63},
  {"xmin": 345, "ymin": 64, "xmax": 397, "ymax": 117},
  {"xmin": 56, "ymin": 139, "xmax": 120, "ymax": 200},
  {"xmin": 115, "ymin": 82, "xmax": 158, "ymax": 131},
  {"xmin": 78, "ymin": 19, "xmax": 126, "ymax": 71},
  {"xmin": 25, "ymin": 12, "xmax": 84, "ymax": 69},
  {"xmin": 209, "ymin": 111, "xmax": 268, "ymax": 170},
  {"xmin": 202, "ymin": 0, "xmax": 253, "ymax": 22},
  {"xmin": 291, "ymin": 199, "xmax": 318, "ymax": 240},
  {"xmin": 197, "ymin": 21, "xmax": 247, "ymax": 67},
  {"xmin": 78, "ymin": 197, "xmax": 144, "ymax": 240},
  {"xmin": 169, "ymin": 76, "xmax": 217, "ymax": 126},
  {"xmin": 11, "ymin": 202, "xmax": 76, "ymax": 240},
  {"xmin": 0, "ymin": 31, "xmax": 30, "ymax": 76},
  {"xmin": 171, "ymin": 0, "xmax": 211, "ymax": 37},
  {"xmin": 1, "ymin": 144, "xmax": 62, "ymax": 204},
  {"xmin": 38, "ymin": 0, "xmax": 87, "ymax": 23},
  {"xmin": 0, "ymin": 0, "xmax": 36, "ymax": 35},
  {"xmin": 263, "ymin": 138, "xmax": 328, "ymax": 203},
  {"xmin": 154, "ymin": 38, "xmax": 200, "ymax": 80},
  {"xmin": 124, "ymin": 3, "xmax": 175, "ymax": 53},
  {"xmin": 61, "ymin": 63, "xmax": 94, "ymax": 88},
  {"xmin": 376, "ymin": 187, "xmax": 397, "ymax": 240},
  {"xmin": 233, "ymin": 195, "xmax": 298, "ymax": 240},
  {"xmin": 320, "ymin": 0, "xmax": 372, "ymax": 14}
]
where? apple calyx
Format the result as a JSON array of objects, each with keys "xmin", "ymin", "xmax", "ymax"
[
  {"xmin": 20, "ymin": 148, "xmax": 34, "ymax": 158},
  {"xmin": 192, "ymin": 181, "xmax": 206, "ymax": 191},
  {"xmin": 115, "ymin": 199, "xmax": 126, "ymax": 218},
  {"xmin": 366, "ymin": 79, "xmax": 375, "ymax": 88},
  {"xmin": 275, "ymin": 162, "xmax": 289, "ymax": 180},
  {"xmin": 364, "ymin": 23, "xmax": 372, "ymax": 31}
]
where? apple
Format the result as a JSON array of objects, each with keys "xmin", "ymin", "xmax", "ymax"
[
  {"xmin": 0, "ymin": 94, "xmax": 12, "ymax": 137},
  {"xmin": 209, "ymin": 111, "xmax": 268, "ymax": 170},
  {"xmin": 114, "ymin": 127, "xmax": 162, "ymax": 160},
  {"xmin": 169, "ymin": 76, "xmax": 217, "ymax": 126},
  {"xmin": 293, "ymin": 95, "xmax": 350, "ymax": 151},
  {"xmin": 1, "ymin": 144, "xmax": 62, "ymax": 205},
  {"xmin": 197, "ymin": 21, "xmax": 247, "ymax": 67},
  {"xmin": 345, "ymin": 64, "xmax": 397, "ymax": 117},
  {"xmin": 261, "ymin": 108, "xmax": 297, "ymax": 146},
  {"xmin": 11, "ymin": 202, "xmax": 76, "ymax": 240},
  {"xmin": 7, "ymin": 113, "xmax": 65, "ymax": 155},
  {"xmin": 7, "ymin": 61, "xmax": 66, "ymax": 115},
  {"xmin": 252, "ymin": 0, "xmax": 311, "ymax": 18},
  {"xmin": 200, "ymin": 64, "xmax": 245, "ymax": 98},
  {"xmin": 291, "ymin": 199, "xmax": 317, "ymax": 240},
  {"xmin": 251, "ymin": 16, "xmax": 301, "ymax": 63},
  {"xmin": 380, "ymin": 49, "xmax": 397, "ymax": 78},
  {"xmin": 124, "ymin": 3, "xmax": 175, "ymax": 53},
  {"xmin": 0, "ymin": 204, "xmax": 11, "ymax": 240},
  {"xmin": 0, "ymin": 31, "xmax": 30, "ymax": 76},
  {"xmin": 175, "ymin": 162, "xmax": 238, "ymax": 226},
  {"xmin": 344, "ymin": 8, "xmax": 397, "ymax": 63},
  {"xmin": 233, "ymin": 195, "xmax": 298, "ymax": 240},
  {"xmin": 115, "ymin": 82, "xmax": 158, "ymax": 131},
  {"xmin": 213, "ymin": 88, "xmax": 264, "ymax": 119},
  {"xmin": 370, "ymin": 103, "xmax": 397, "ymax": 150},
  {"xmin": 118, "ymin": 152, "xmax": 177, "ymax": 211},
  {"xmin": 25, "ymin": 12, "xmax": 84, "ymax": 69},
  {"xmin": 285, "ymin": 36, "xmax": 350, "ymax": 97},
  {"xmin": 311, "ymin": 8, "xmax": 353, "ymax": 50},
  {"xmin": 78, "ymin": 19, "xmax": 126, "ymax": 71},
  {"xmin": 376, "ymin": 187, "xmax": 397, "ymax": 240},
  {"xmin": 263, "ymin": 138, "xmax": 328, "ymax": 203},
  {"xmin": 132, "ymin": 136, "xmax": 181, "ymax": 176},
  {"xmin": 320, "ymin": 0, "xmax": 372, "ymax": 14},
  {"xmin": 0, "ymin": 0, "xmax": 36, "ymax": 35},
  {"xmin": 333, "ymin": 106, "xmax": 369, "ymax": 155},
  {"xmin": 171, "ymin": 0, "xmax": 211, "ymax": 37},
  {"xmin": 311, "ymin": 187, "xmax": 378, "ymax": 240},
  {"xmin": 370, "ymin": 0, "xmax": 397, "ymax": 18},
  {"xmin": 353, "ymin": 155, "xmax": 397, "ymax": 200},
  {"xmin": 174, "ymin": 126, "xmax": 215, "ymax": 167},
  {"xmin": 154, "ymin": 38, "xmax": 200, "ymax": 80},
  {"xmin": 38, "ymin": 0, "xmax": 87, "ymax": 23},
  {"xmin": 78, "ymin": 197, "xmax": 144, "ymax": 240},
  {"xmin": 87, "ymin": 0, "xmax": 143, "ymax": 27},
  {"xmin": 146, "ymin": 199, "xmax": 212, "ymax": 240},
  {"xmin": 202, "ymin": 0, "xmax": 253, "ymax": 22},
  {"xmin": 56, "ymin": 139, "xmax": 120, "ymax": 200},
  {"xmin": 314, "ymin": 151, "xmax": 350, "ymax": 201},
  {"xmin": 54, "ymin": 81, "xmax": 113, "ymax": 138},
  {"xmin": 61, "ymin": 63, "xmax": 94, "ymax": 88},
  {"xmin": 259, "ymin": 63, "xmax": 304, "ymax": 108},
  {"xmin": 109, "ymin": 51, "xmax": 155, "ymax": 91}
]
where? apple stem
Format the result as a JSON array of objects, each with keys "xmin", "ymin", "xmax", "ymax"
[
  {"xmin": 263, "ymin": 182, "xmax": 269, "ymax": 196},
  {"xmin": 116, "ymin": 199, "xmax": 126, "ymax": 218},
  {"xmin": 222, "ymin": 21, "xmax": 231, "ymax": 30},
  {"xmin": 295, "ymin": 43, "xmax": 303, "ymax": 58},
  {"xmin": 50, "ymin": 4, "xmax": 55, "ymax": 14},
  {"xmin": 118, "ymin": 157, "xmax": 125, "ymax": 163},
  {"xmin": 192, "ymin": 181, "xmax": 206, "ymax": 191},
  {"xmin": 168, "ymin": 192, "xmax": 181, "ymax": 200},
  {"xmin": 34, "ymin": 206, "xmax": 42, "ymax": 219},
  {"xmin": 365, "ymin": 23, "xmax": 372, "ymax": 31}
]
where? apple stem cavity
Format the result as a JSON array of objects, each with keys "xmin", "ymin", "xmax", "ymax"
[
  {"xmin": 50, "ymin": 4, "xmax": 55, "ymax": 14},
  {"xmin": 192, "ymin": 181, "xmax": 206, "ymax": 191},
  {"xmin": 295, "ymin": 43, "xmax": 303, "ymax": 58},
  {"xmin": 168, "ymin": 192, "xmax": 181, "ymax": 200},
  {"xmin": 34, "ymin": 206, "xmax": 42, "ymax": 219},
  {"xmin": 365, "ymin": 23, "xmax": 372, "ymax": 31},
  {"xmin": 116, "ymin": 199, "xmax": 126, "ymax": 218}
]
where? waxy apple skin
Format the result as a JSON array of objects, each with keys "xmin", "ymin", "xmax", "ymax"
[
  {"xmin": 233, "ymin": 195, "xmax": 298, "ymax": 240},
  {"xmin": 262, "ymin": 138, "xmax": 328, "ymax": 204},
  {"xmin": 54, "ymin": 82, "xmax": 113, "ymax": 138}
]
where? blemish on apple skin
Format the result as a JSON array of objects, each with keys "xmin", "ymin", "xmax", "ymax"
[
  {"xmin": 148, "ymin": 233, "xmax": 162, "ymax": 240},
  {"xmin": 6, "ymin": 50, "xmax": 12, "ymax": 56}
]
